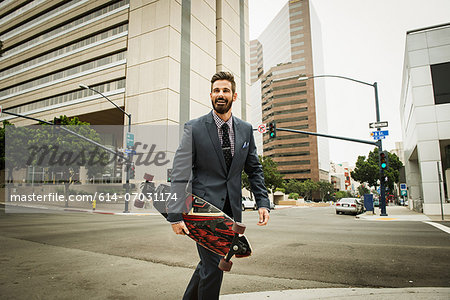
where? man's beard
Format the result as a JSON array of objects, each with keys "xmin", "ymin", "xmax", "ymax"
[{"xmin": 212, "ymin": 97, "xmax": 233, "ymax": 114}]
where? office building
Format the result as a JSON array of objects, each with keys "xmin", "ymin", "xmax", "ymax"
[
  {"xmin": 0, "ymin": 0, "xmax": 250, "ymax": 182},
  {"xmin": 249, "ymin": 0, "xmax": 329, "ymax": 182},
  {"xmin": 399, "ymin": 23, "xmax": 450, "ymax": 215}
]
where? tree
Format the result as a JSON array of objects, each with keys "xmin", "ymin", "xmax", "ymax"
[
  {"xmin": 357, "ymin": 184, "xmax": 370, "ymax": 196},
  {"xmin": 335, "ymin": 190, "xmax": 352, "ymax": 200},
  {"xmin": 317, "ymin": 181, "xmax": 334, "ymax": 202},
  {"xmin": 300, "ymin": 179, "xmax": 318, "ymax": 201},
  {"xmin": 351, "ymin": 147, "xmax": 403, "ymax": 194},
  {"xmin": 26, "ymin": 116, "xmax": 109, "ymax": 206},
  {"xmin": 260, "ymin": 156, "xmax": 284, "ymax": 193},
  {"xmin": 242, "ymin": 155, "xmax": 284, "ymax": 196},
  {"xmin": 285, "ymin": 179, "xmax": 302, "ymax": 196},
  {"xmin": 1, "ymin": 121, "xmax": 31, "ymax": 183}
]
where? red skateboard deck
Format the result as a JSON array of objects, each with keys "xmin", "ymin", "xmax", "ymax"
[{"xmin": 139, "ymin": 173, "xmax": 252, "ymax": 270}]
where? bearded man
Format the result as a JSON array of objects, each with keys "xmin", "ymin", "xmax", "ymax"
[{"xmin": 168, "ymin": 71, "xmax": 270, "ymax": 300}]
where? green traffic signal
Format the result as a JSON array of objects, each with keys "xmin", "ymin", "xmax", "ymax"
[
  {"xmin": 379, "ymin": 151, "xmax": 389, "ymax": 170},
  {"xmin": 268, "ymin": 122, "xmax": 276, "ymax": 138}
]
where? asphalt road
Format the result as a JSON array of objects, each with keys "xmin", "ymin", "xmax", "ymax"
[{"xmin": 0, "ymin": 205, "xmax": 449, "ymax": 299}]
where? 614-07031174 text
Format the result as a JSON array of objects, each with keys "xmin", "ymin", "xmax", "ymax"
[{"xmin": 9, "ymin": 192, "xmax": 178, "ymax": 203}]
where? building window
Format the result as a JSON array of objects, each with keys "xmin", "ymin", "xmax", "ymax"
[
  {"xmin": 279, "ymin": 169, "xmax": 311, "ymax": 175},
  {"xmin": 5, "ymin": 78, "xmax": 126, "ymax": 115},
  {"xmin": 0, "ymin": 52, "xmax": 126, "ymax": 98},
  {"xmin": 2, "ymin": 0, "xmax": 130, "ymax": 58},
  {"xmin": 276, "ymin": 160, "xmax": 310, "ymax": 166},
  {"xmin": 0, "ymin": 24, "xmax": 128, "ymax": 79},
  {"xmin": 430, "ymin": 61, "xmax": 450, "ymax": 105}
]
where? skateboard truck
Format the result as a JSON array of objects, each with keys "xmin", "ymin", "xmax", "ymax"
[{"xmin": 218, "ymin": 222, "xmax": 246, "ymax": 272}]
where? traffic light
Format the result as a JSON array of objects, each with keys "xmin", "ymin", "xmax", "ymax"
[
  {"xmin": 167, "ymin": 168, "xmax": 172, "ymax": 182},
  {"xmin": 379, "ymin": 151, "xmax": 389, "ymax": 170},
  {"xmin": 268, "ymin": 122, "xmax": 276, "ymax": 138}
]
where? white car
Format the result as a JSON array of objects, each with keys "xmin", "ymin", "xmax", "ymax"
[
  {"xmin": 335, "ymin": 198, "xmax": 364, "ymax": 215},
  {"xmin": 241, "ymin": 196, "xmax": 257, "ymax": 210}
]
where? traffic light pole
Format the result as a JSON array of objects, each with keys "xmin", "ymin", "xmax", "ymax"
[
  {"xmin": 298, "ymin": 75, "xmax": 388, "ymax": 216},
  {"xmin": 276, "ymin": 128, "xmax": 378, "ymax": 146},
  {"xmin": 373, "ymin": 83, "xmax": 387, "ymax": 216}
]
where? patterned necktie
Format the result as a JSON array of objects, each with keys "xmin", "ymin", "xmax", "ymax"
[{"xmin": 221, "ymin": 123, "xmax": 232, "ymax": 171}]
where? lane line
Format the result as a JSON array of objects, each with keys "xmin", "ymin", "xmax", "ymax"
[{"xmin": 423, "ymin": 221, "xmax": 450, "ymax": 234}]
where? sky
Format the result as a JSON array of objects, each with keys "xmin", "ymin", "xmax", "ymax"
[{"xmin": 248, "ymin": 0, "xmax": 450, "ymax": 165}]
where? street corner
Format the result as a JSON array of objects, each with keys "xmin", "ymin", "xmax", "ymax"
[{"xmin": 357, "ymin": 214, "xmax": 431, "ymax": 222}]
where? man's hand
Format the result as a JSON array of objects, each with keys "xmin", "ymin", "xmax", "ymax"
[
  {"xmin": 257, "ymin": 208, "xmax": 269, "ymax": 226},
  {"xmin": 171, "ymin": 221, "xmax": 189, "ymax": 235}
]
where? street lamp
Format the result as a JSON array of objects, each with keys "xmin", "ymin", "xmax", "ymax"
[
  {"xmin": 79, "ymin": 84, "xmax": 133, "ymax": 213},
  {"xmin": 298, "ymin": 74, "xmax": 387, "ymax": 216}
]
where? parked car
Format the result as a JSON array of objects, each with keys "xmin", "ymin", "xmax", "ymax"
[
  {"xmin": 241, "ymin": 196, "xmax": 257, "ymax": 211},
  {"xmin": 335, "ymin": 198, "xmax": 364, "ymax": 215}
]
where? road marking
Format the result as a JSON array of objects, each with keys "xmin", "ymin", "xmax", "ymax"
[
  {"xmin": 424, "ymin": 221, "xmax": 450, "ymax": 235},
  {"xmin": 377, "ymin": 217, "xmax": 397, "ymax": 221}
]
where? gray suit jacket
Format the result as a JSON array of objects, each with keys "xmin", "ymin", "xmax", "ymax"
[{"xmin": 167, "ymin": 112, "xmax": 269, "ymax": 223}]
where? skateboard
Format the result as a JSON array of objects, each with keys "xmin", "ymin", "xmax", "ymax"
[{"xmin": 139, "ymin": 173, "xmax": 252, "ymax": 271}]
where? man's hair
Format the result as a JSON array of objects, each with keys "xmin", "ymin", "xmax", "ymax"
[{"xmin": 211, "ymin": 71, "xmax": 236, "ymax": 94}]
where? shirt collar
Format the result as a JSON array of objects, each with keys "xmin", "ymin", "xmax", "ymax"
[{"xmin": 212, "ymin": 110, "xmax": 233, "ymax": 130}]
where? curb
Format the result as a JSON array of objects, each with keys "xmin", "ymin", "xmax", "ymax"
[
  {"xmin": 1, "ymin": 203, "xmax": 159, "ymax": 216},
  {"xmin": 357, "ymin": 214, "xmax": 431, "ymax": 222},
  {"xmin": 220, "ymin": 287, "xmax": 450, "ymax": 299}
]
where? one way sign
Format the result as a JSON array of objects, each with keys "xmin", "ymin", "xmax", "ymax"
[{"xmin": 369, "ymin": 121, "xmax": 388, "ymax": 129}]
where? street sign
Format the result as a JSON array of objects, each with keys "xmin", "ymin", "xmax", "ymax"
[
  {"xmin": 372, "ymin": 135, "xmax": 385, "ymax": 140},
  {"xmin": 371, "ymin": 130, "xmax": 389, "ymax": 140},
  {"xmin": 400, "ymin": 183, "xmax": 407, "ymax": 190},
  {"xmin": 401, "ymin": 190, "xmax": 407, "ymax": 196},
  {"xmin": 124, "ymin": 149, "xmax": 136, "ymax": 155},
  {"xmin": 257, "ymin": 124, "xmax": 267, "ymax": 133},
  {"xmin": 369, "ymin": 121, "xmax": 388, "ymax": 129},
  {"xmin": 371, "ymin": 130, "xmax": 389, "ymax": 137},
  {"xmin": 126, "ymin": 132, "xmax": 134, "ymax": 148}
]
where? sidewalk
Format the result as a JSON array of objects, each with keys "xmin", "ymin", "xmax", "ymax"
[
  {"xmin": 357, "ymin": 205, "xmax": 450, "ymax": 222},
  {"xmin": 220, "ymin": 287, "xmax": 450, "ymax": 299},
  {"xmin": 1, "ymin": 201, "xmax": 160, "ymax": 216}
]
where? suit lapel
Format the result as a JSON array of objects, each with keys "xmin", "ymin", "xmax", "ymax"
[
  {"xmin": 205, "ymin": 114, "xmax": 228, "ymax": 173},
  {"xmin": 229, "ymin": 116, "xmax": 244, "ymax": 176}
]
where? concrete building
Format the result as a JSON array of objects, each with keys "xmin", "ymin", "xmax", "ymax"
[
  {"xmin": 249, "ymin": 0, "xmax": 329, "ymax": 182},
  {"xmin": 390, "ymin": 142, "xmax": 405, "ymax": 165},
  {"xmin": 399, "ymin": 23, "xmax": 450, "ymax": 215},
  {"xmin": 0, "ymin": 0, "xmax": 250, "ymax": 182}
]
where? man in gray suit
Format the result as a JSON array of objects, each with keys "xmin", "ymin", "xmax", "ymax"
[{"xmin": 168, "ymin": 71, "xmax": 270, "ymax": 300}]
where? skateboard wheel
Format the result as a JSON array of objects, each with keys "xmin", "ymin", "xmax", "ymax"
[
  {"xmin": 232, "ymin": 222, "xmax": 246, "ymax": 234},
  {"xmin": 219, "ymin": 258, "xmax": 233, "ymax": 272}
]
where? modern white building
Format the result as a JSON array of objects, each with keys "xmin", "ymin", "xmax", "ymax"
[{"xmin": 399, "ymin": 23, "xmax": 450, "ymax": 215}]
